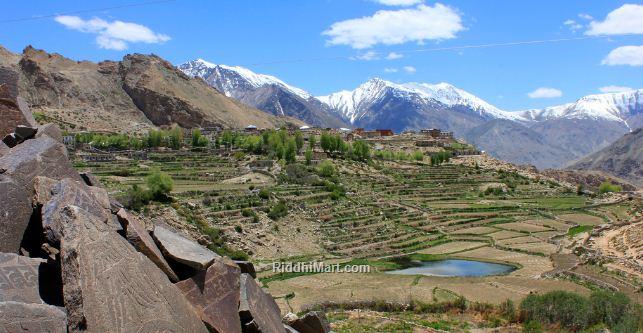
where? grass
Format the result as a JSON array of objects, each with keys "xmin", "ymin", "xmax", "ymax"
[{"xmin": 568, "ymin": 225, "xmax": 593, "ymax": 237}]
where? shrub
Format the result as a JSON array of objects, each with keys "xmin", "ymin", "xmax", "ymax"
[
  {"xmin": 123, "ymin": 184, "xmax": 150, "ymax": 211},
  {"xmin": 234, "ymin": 225, "xmax": 243, "ymax": 233},
  {"xmin": 588, "ymin": 290, "xmax": 631, "ymax": 328},
  {"xmin": 268, "ymin": 201, "xmax": 288, "ymax": 220},
  {"xmin": 599, "ymin": 181, "xmax": 622, "ymax": 194},
  {"xmin": 146, "ymin": 170, "xmax": 174, "ymax": 200},
  {"xmin": 317, "ymin": 160, "xmax": 336, "ymax": 178},
  {"xmin": 258, "ymin": 188, "xmax": 270, "ymax": 199},
  {"xmin": 520, "ymin": 291, "xmax": 590, "ymax": 331}
]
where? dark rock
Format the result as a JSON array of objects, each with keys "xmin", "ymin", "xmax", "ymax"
[
  {"xmin": 0, "ymin": 253, "xmax": 46, "ymax": 304},
  {"xmin": 287, "ymin": 312, "xmax": 331, "ymax": 333},
  {"xmin": 239, "ymin": 273, "xmax": 284, "ymax": 333},
  {"xmin": 2, "ymin": 133, "xmax": 19, "ymax": 148},
  {"xmin": 42, "ymin": 179, "xmax": 112, "ymax": 246},
  {"xmin": 0, "ymin": 301, "xmax": 66, "ymax": 333},
  {"xmin": 235, "ymin": 260, "xmax": 257, "ymax": 278},
  {"xmin": 116, "ymin": 209, "xmax": 178, "ymax": 282},
  {"xmin": 0, "ymin": 176, "xmax": 33, "ymax": 253},
  {"xmin": 0, "ymin": 67, "xmax": 36, "ymax": 137},
  {"xmin": 175, "ymin": 257, "xmax": 242, "ymax": 333},
  {"xmin": 0, "ymin": 136, "xmax": 82, "ymax": 196},
  {"xmin": 35, "ymin": 123, "xmax": 63, "ymax": 143},
  {"xmin": 59, "ymin": 206, "xmax": 209, "ymax": 333},
  {"xmin": 79, "ymin": 172, "xmax": 102, "ymax": 187},
  {"xmin": 14, "ymin": 125, "xmax": 38, "ymax": 141},
  {"xmin": 284, "ymin": 325, "xmax": 300, "ymax": 333},
  {"xmin": 152, "ymin": 224, "xmax": 218, "ymax": 270}
]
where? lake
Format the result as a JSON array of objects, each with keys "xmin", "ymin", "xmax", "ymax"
[{"xmin": 386, "ymin": 259, "xmax": 516, "ymax": 277}]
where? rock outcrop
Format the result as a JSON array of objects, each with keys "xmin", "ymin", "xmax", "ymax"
[{"xmin": 0, "ymin": 120, "xmax": 330, "ymax": 333}]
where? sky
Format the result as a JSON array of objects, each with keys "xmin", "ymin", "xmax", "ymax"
[{"xmin": 1, "ymin": 0, "xmax": 642, "ymax": 111}]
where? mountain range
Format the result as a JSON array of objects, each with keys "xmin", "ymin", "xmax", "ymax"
[
  {"xmin": 0, "ymin": 46, "xmax": 301, "ymax": 134},
  {"xmin": 180, "ymin": 59, "xmax": 642, "ymax": 169}
]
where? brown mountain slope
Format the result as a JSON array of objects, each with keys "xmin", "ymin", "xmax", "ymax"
[
  {"xmin": 0, "ymin": 46, "xmax": 301, "ymax": 132},
  {"xmin": 567, "ymin": 127, "xmax": 643, "ymax": 188}
]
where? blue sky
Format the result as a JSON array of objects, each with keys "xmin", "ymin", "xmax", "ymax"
[{"xmin": 2, "ymin": 0, "xmax": 642, "ymax": 110}]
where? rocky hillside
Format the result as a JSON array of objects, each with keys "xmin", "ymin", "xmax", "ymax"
[
  {"xmin": 567, "ymin": 127, "xmax": 643, "ymax": 187},
  {"xmin": 179, "ymin": 59, "xmax": 347, "ymax": 128},
  {"xmin": 0, "ymin": 46, "xmax": 301, "ymax": 133},
  {"xmin": 0, "ymin": 119, "xmax": 329, "ymax": 331}
]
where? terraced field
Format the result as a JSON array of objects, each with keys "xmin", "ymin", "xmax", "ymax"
[{"xmin": 75, "ymin": 150, "xmax": 643, "ymax": 313}]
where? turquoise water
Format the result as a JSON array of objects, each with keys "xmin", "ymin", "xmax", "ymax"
[{"xmin": 386, "ymin": 259, "xmax": 515, "ymax": 277}]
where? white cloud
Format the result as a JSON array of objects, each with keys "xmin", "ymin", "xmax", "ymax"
[
  {"xmin": 578, "ymin": 13, "xmax": 593, "ymax": 20},
  {"xmin": 384, "ymin": 67, "xmax": 398, "ymax": 73},
  {"xmin": 403, "ymin": 66, "xmax": 416, "ymax": 73},
  {"xmin": 602, "ymin": 45, "xmax": 643, "ymax": 66},
  {"xmin": 372, "ymin": 0, "xmax": 423, "ymax": 6},
  {"xmin": 527, "ymin": 87, "xmax": 562, "ymax": 99},
  {"xmin": 323, "ymin": 3, "xmax": 463, "ymax": 49},
  {"xmin": 564, "ymin": 19, "xmax": 583, "ymax": 31},
  {"xmin": 352, "ymin": 51, "xmax": 380, "ymax": 61},
  {"xmin": 599, "ymin": 85, "xmax": 634, "ymax": 93},
  {"xmin": 54, "ymin": 15, "xmax": 170, "ymax": 50},
  {"xmin": 586, "ymin": 4, "xmax": 643, "ymax": 35},
  {"xmin": 386, "ymin": 52, "xmax": 403, "ymax": 60}
]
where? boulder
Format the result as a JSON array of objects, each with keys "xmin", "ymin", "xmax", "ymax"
[
  {"xmin": 235, "ymin": 260, "xmax": 257, "ymax": 278},
  {"xmin": 79, "ymin": 172, "xmax": 102, "ymax": 187},
  {"xmin": 14, "ymin": 125, "xmax": 38, "ymax": 141},
  {"xmin": 175, "ymin": 257, "xmax": 242, "ymax": 333},
  {"xmin": 239, "ymin": 273, "xmax": 284, "ymax": 333},
  {"xmin": 59, "ymin": 206, "xmax": 209, "ymax": 333},
  {"xmin": 152, "ymin": 224, "xmax": 218, "ymax": 270},
  {"xmin": 0, "ymin": 67, "xmax": 36, "ymax": 137},
  {"xmin": 284, "ymin": 325, "xmax": 300, "ymax": 333},
  {"xmin": 286, "ymin": 312, "xmax": 331, "ymax": 333},
  {"xmin": 0, "ymin": 253, "xmax": 46, "ymax": 304},
  {"xmin": 0, "ymin": 176, "xmax": 33, "ymax": 253},
  {"xmin": 0, "ymin": 136, "xmax": 82, "ymax": 196},
  {"xmin": 35, "ymin": 123, "xmax": 63, "ymax": 143},
  {"xmin": 42, "ymin": 179, "xmax": 111, "ymax": 246},
  {"xmin": 116, "ymin": 209, "xmax": 178, "ymax": 282},
  {"xmin": 2, "ymin": 133, "xmax": 19, "ymax": 148},
  {"xmin": 0, "ymin": 301, "xmax": 66, "ymax": 333}
]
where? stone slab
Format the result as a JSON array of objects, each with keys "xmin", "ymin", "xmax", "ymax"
[
  {"xmin": 0, "ymin": 301, "xmax": 66, "ymax": 333},
  {"xmin": 239, "ymin": 273, "xmax": 284, "ymax": 333},
  {"xmin": 117, "ymin": 209, "xmax": 178, "ymax": 282},
  {"xmin": 0, "ymin": 136, "xmax": 82, "ymax": 196},
  {"xmin": 0, "ymin": 176, "xmax": 33, "ymax": 253},
  {"xmin": 59, "ymin": 205, "xmax": 209, "ymax": 333},
  {"xmin": 42, "ymin": 179, "xmax": 111, "ymax": 245},
  {"xmin": 288, "ymin": 312, "xmax": 331, "ymax": 333},
  {"xmin": 152, "ymin": 225, "xmax": 218, "ymax": 270},
  {"xmin": 35, "ymin": 124, "xmax": 63, "ymax": 143},
  {"xmin": 0, "ymin": 253, "xmax": 45, "ymax": 304},
  {"xmin": 176, "ymin": 257, "xmax": 242, "ymax": 333}
]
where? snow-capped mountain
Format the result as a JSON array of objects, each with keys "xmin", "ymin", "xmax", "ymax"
[
  {"xmin": 519, "ymin": 89, "xmax": 642, "ymax": 130},
  {"xmin": 179, "ymin": 59, "xmax": 641, "ymax": 168},
  {"xmin": 178, "ymin": 59, "xmax": 346, "ymax": 127},
  {"xmin": 318, "ymin": 78, "xmax": 525, "ymax": 124}
]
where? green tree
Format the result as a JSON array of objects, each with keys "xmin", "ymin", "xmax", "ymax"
[
  {"xmin": 285, "ymin": 138, "xmax": 297, "ymax": 163},
  {"xmin": 146, "ymin": 170, "xmax": 174, "ymax": 200},
  {"xmin": 308, "ymin": 135, "xmax": 316, "ymax": 149},
  {"xmin": 305, "ymin": 148, "xmax": 313, "ymax": 165},
  {"xmin": 294, "ymin": 131, "xmax": 304, "ymax": 152},
  {"xmin": 320, "ymin": 131, "xmax": 331, "ymax": 153},
  {"xmin": 599, "ymin": 181, "xmax": 622, "ymax": 194},
  {"xmin": 352, "ymin": 140, "xmax": 370, "ymax": 161}
]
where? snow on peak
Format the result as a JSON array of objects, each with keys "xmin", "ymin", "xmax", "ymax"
[
  {"xmin": 319, "ymin": 78, "xmax": 525, "ymax": 123},
  {"xmin": 178, "ymin": 59, "xmax": 311, "ymax": 100},
  {"xmin": 517, "ymin": 89, "xmax": 642, "ymax": 124}
]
